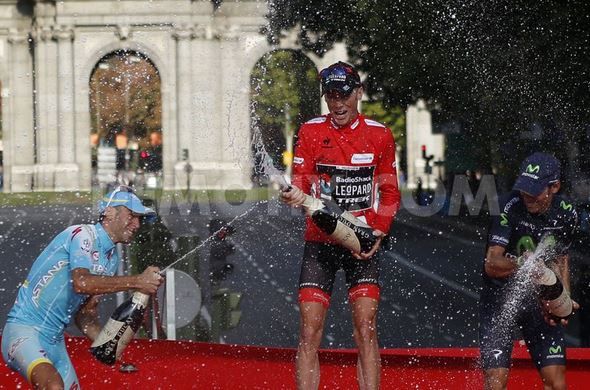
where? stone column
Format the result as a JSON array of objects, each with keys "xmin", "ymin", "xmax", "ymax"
[
  {"xmin": 53, "ymin": 25, "xmax": 79, "ymax": 190},
  {"xmin": 218, "ymin": 26, "xmax": 252, "ymax": 189},
  {"xmin": 189, "ymin": 24, "xmax": 221, "ymax": 189},
  {"xmin": 33, "ymin": 26, "xmax": 59, "ymax": 190},
  {"xmin": 172, "ymin": 25, "xmax": 194, "ymax": 188},
  {"xmin": 6, "ymin": 28, "xmax": 35, "ymax": 192},
  {"xmin": 54, "ymin": 26, "xmax": 75, "ymax": 163}
]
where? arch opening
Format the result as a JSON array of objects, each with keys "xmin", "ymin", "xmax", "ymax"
[{"xmin": 89, "ymin": 50, "xmax": 162, "ymax": 190}]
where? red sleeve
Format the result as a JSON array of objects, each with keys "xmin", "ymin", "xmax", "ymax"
[
  {"xmin": 291, "ymin": 124, "xmax": 316, "ymax": 194},
  {"xmin": 373, "ymin": 128, "xmax": 401, "ymax": 233}
]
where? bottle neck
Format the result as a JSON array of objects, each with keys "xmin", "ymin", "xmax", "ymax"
[
  {"xmin": 302, "ymin": 195, "xmax": 325, "ymax": 213},
  {"xmin": 132, "ymin": 292, "xmax": 150, "ymax": 306}
]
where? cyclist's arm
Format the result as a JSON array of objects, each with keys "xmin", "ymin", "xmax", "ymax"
[
  {"xmin": 75, "ymin": 295, "xmax": 101, "ymax": 341},
  {"xmin": 484, "ymin": 245, "xmax": 518, "ymax": 279},
  {"xmin": 72, "ymin": 267, "xmax": 162, "ymax": 295}
]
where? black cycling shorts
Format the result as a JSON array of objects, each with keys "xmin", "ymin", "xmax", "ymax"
[
  {"xmin": 479, "ymin": 285, "xmax": 566, "ymax": 370},
  {"xmin": 298, "ymin": 241, "xmax": 380, "ymax": 297}
]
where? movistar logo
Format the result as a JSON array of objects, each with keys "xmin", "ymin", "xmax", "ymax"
[
  {"xmin": 500, "ymin": 213, "xmax": 509, "ymax": 227},
  {"xmin": 549, "ymin": 345, "xmax": 562, "ymax": 354},
  {"xmin": 526, "ymin": 164, "xmax": 540, "ymax": 173},
  {"xmin": 560, "ymin": 201, "xmax": 572, "ymax": 211}
]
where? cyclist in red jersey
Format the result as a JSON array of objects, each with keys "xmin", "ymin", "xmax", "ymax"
[{"xmin": 281, "ymin": 61, "xmax": 400, "ymax": 390}]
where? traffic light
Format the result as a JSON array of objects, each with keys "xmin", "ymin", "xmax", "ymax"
[
  {"xmin": 139, "ymin": 147, "xmax": 163, "ymax": 172},
  {"xmin": 421, "ymin": 145, "xmax": 434, "ymax": 174}
]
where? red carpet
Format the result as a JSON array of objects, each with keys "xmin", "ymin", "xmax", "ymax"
[{"xmin": 2, "ymin": 337, "xmax": 590, "ymax": 389}]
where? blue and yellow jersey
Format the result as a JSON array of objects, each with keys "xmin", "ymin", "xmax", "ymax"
[{"xmin": 6, "ymin": 223, "xmax": 118, "ymax": 339}]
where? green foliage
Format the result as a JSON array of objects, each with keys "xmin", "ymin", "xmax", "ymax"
[
  {"xmin": 251, "ymin": 50, "xmax": 320, "ymax": 164},
  {"xmin": 89, "ymin": 51, "xmax": 161, "ymax": 145},
  {"xmin": 266, "ymin": 0, "xmax": 590, "ymax": 178},
  {"xmin": 362, "ymin": 101, "xmax": 405, "ymax": 149}
]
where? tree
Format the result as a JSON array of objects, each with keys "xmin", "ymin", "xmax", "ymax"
[
  {"xmin": 89, "ymin": 51, "xmax": 161, "ymax": 146},
  {"xmin": 250, "ymin": 50, "xmax": 319, "ymax": 169},
  {"xmin": 266, "ymin": 0, "xmax": 590, "ymax": 185}
]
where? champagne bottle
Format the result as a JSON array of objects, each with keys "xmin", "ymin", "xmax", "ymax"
[
  {"xmin": 273, "ymin": 175, "xmax": 377, "ymax": 253},
  {"xmin": 306, "ymin": 196, "xmax": 377, "ymax": 253},
  {"xmin": 532, "ymin": 264, "xmax": 573, "ymax": 320},
  {"xmin": 90, "ymin": 292, "xmax": 149, "ymax": 365}
]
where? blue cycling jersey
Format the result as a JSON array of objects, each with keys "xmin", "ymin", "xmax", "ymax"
[{"xmin": 6, "ymin": 223, "xmax": 118, "ymax": 339}]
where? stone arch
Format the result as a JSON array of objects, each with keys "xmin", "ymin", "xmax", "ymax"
[
  {"xmin": 81, "ymin": 40, "xmax": 169, "ymax": 88},
  {"xmin": 0, "ymin": 1, "xmax": 349, "ymax": 193}
]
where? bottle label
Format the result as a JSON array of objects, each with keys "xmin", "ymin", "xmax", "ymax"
[
  {"xmin": 545, "ymin": 289, "xmax": 573, "ymax": 318},
  {"xmin": 331, "ymin": 221, "xmax": 362, "ymax": 253},
  {"xmin": 91, "ymin": 319, "xmax": 126, "ymax": 348}
]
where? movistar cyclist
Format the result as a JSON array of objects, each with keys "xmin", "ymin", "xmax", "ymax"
[
  {"xmin": 1, "ymin": 187, "xmax": 164, "ymax": 390},
  {"xmin": 479, "ymin": 152, "xmax": 579, "ymax": 390}
]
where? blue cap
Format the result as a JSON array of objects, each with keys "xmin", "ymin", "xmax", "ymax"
[
  {"xmin": 99, "ymin": 189, "xmax": 156, "ymax": 222},
  {"xmin": 513, "ymin": 152, "xmax": 561, "ymax": 196},
  {"xmin": 320, "ymin": 61, "xmax": 361, "ymax": 96}
]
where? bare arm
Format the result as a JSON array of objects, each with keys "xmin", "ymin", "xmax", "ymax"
[
  {"xmin": 75, "ymin": 296, "xmax": 101, "ymax": 341},
  {"xmin": 71, "ymin": 266, "xmax": 163, "ymax": 296},
  {"xmin": 484, "ymin": 245, "xmax": 518, "ymax": 279},
  {"xmin": 553, "ymin": 254, "xmax": 570, "ymax": 291},
  {"xmin": 545, "ymin": 254, "xmax": 579, "ymax": 326}
]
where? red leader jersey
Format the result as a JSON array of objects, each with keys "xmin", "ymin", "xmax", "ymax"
[{"xmin": 292, "ymin": 113, "xmax": 401, "ymax": 243}]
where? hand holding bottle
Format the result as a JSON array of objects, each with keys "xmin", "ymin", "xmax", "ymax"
[
  {"xmin": 353, "ymin": 229, "xmax": 385, "ymax": 260},
  {"xmin": 135, "ymin": 266, "xmax": 164, "ymax": 295},
  {"xmin": 275, "ymin": 180, "xmax": 378, "ymax": 254},
  {"xmin": 542, "ymin": 298, "xmax": 579, "ymax": 327},
  {"xmin": 279, "ymin": 185, "xmax": 307, "ymax": 207}
]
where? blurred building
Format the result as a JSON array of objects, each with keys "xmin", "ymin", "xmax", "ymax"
[{"xmin": 405, "ymin": 100, "xmax": 445, "ymax": 190}]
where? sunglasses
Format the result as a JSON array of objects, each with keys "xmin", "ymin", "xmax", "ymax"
[{"xmin": 319, "ymin": 62, "xmax": 360, "ymax": 82}]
